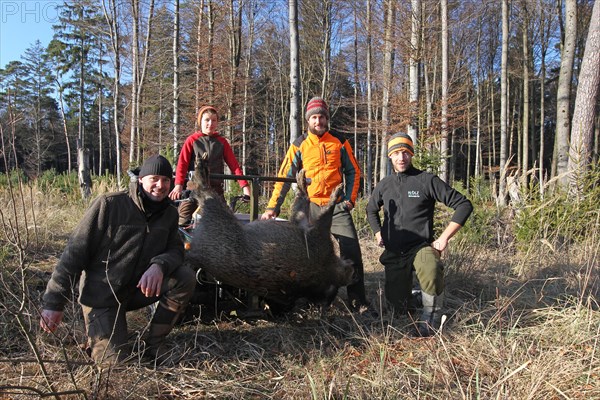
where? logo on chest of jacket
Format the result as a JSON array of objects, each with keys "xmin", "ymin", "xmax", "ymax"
[{"xmin": 408, "ymin": 190, "xmax": 420, "ymax": 198}]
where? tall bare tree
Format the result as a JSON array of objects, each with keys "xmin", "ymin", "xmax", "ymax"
[
  {"xmin": 129, "ymin": 0, "xmax": 155, "ymax": 164},
  {"xmin": 366, "ymin": 0, "xmax": 374, "ymax": 185},
  {"xmin": 225, "ymin": 0, "xmax": 243, "ymax": 142},
  {"xmin": 567, "ymin": 0, "xmax": 600, "ymax": 196},
  {"xmin": 102, "ymin": 0, "xmax": 122, "ymax": 186},
  {"xmin": 555, "ymin": 0, "xmax": 577, "ymax": 185},
  {"xmin": 521, "ymin": 1, "xmax": 530, "ymax": 186},
  {"xmin": 378, "ymin": 0, "xmax": 396, "ymax": 180},
  {"xmin": 408, "ymin": 0, "xmax": 421, "ymax": 142},
  {"xmin": 172, "ymin": 0, "xmax": 180, "ymax": 157},
  {"xmin": 289, "ymin": 0, "xmax": 301, "ymax": 143},
  {"xmin": 439, "ymin": 0, "xmax": 449, "ymax": 183},
  {"xmin": 499, "ymin": 0, "xmax": 509, "ymax": 206},
  {"xmin": 194, "ymin": 0, "xmax": 205, "ymax": 128}
]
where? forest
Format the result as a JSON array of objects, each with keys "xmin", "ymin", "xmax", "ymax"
[
  {"xmin": 1, "ymin": 0, "xmax": 599, "ymax": 398},
  {"xmin": 0, "ymin": 0, "xmax": 596, "ymax": 199}
]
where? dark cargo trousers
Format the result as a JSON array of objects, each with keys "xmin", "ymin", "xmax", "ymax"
[
  {"xmin": 310, "ymin": 202, "xmax": 368, "ymax": 307},
  {"xmin": 379, "ymin": 244, "xmax": 444, "ymax": 312},
  {"xmin": 81, "ymin": 264, "xmax": 195, "ymax": 364}
]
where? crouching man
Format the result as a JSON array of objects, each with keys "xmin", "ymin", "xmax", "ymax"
[
  {"xmin": 40, "ymin": 155, "xmax": 195, "ymax": 364},
  {"xmin": 366, "ymin": 133, "xmax": 473, "ymax": 337}
]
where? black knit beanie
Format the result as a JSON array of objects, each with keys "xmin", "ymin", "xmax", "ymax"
[{"xmin": 139, "ymin": 154, "xmax": 173, "ymax": 178}]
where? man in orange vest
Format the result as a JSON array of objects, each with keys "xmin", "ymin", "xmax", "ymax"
[{"xmin": 261, "ymin": 97, "xmax": 369, "ymax": 311}]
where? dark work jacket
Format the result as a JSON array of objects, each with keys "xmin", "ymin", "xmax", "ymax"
[
  {"xmin": 42, "ymin": 182, "xmax": 183, "ymax": 311},
  {"xmin": 366, "ymin": 166, "xmax": 473, "ymax": 253}
]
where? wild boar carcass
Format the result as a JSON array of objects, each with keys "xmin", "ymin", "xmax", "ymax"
[{"xmin": 186, "ymin": 154, "xmax": 354, "ymax": 308}]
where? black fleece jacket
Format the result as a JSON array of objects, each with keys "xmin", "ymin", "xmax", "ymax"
[
  {"xmin": 42, "ymin": 182, "xmax": 183, "ymax": 311},
  {"xmin": 366, "ymin": 166, "xmax": 473, "ymax": 253}
]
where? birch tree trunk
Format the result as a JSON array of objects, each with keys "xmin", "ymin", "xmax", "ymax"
[
  {"xmin": 521, "ymin": 2, "xmax": 530, "ymax": 186},
  {"xmin": 173, "ymin": 0, "xmax": 180, "ymax": 158},
  {"xmin": 378, "ymin": 0, "xmax": 396, "ymax": 181},
  {"xmin": 498, "ymin": 0, "xmax": 509, "ymax": 206},
  {"xmin": 129, "ymin": 0, "xmax": 139, "ymax": 164},
  {"xmin": 408, "ymin": 0, "xmax": 421, "ymax": 142},
  {"xmin": 538, "ymin": 0, "xmax": 549, "ymax": 198},
  {"xmin": 289, "ymin": 0, "xmax": 301, "ymax": 143},
  {"xmin": 102, "ymin": 0, "xmax": 122, "ymax": 186},
  {"xmin": 241, "ymin": 0, "xmax": 256, "ymax": 172},
  {"xmin": 475, "ymin": 13, "xmax": 482, "ymax": 178},
  {"xmin": 366, "ymin": 0, "xmax": 374, "ymax": 185},
  {"xmin": 567, "ymin": 0, "xmax": 600, "ymax": 197},
  {"xmin": 226, "ymin": 0, "xmax": 242, "ymax": 142},
  {"xmin": 194, "ymin": 0, "xmax": 205, "ymax": 128},
  {"xmin": 555, "ymin": 0, "xmax": 576, "ymax": 186},
  {"xmin": 207, "ymin": 0, "xmax": 215, "ymax": 101},
  {"xmin": 319, "ymin": 1, "xmax": 331, "ymax": 98},
  {"xmin": 439, "ymin": 0, "xmax": 449, "ymax": 183},
  {"xmin": 353, "ymin": 8, "xmax": 359, "ymax": 175}
]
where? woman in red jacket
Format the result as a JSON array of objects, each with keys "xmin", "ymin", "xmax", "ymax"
[{"xmin": 169, "ymin": 105, "xmax": 250, "ymax": 225}]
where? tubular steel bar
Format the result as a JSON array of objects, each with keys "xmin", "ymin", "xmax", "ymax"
[{"xmin": 209, "ymin": 173, "xmax": 296, "ymax": 221}]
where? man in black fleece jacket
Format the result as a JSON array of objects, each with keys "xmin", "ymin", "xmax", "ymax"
[
  {"xmin": 40, "ymin": 155, "xmax": 195, "ymax": 364},
  {"xmin": 366, "ymin": 133, "xmax": 473, "ymax": 336}
]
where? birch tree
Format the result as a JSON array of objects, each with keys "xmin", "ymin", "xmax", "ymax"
[
  {"xmin": 289, "ymin": 0, "xmax": 301, "ymax": 143},
  {"xmin": 521, "ymin": 1, "xmax": 530, "ymax": 186},
  {"xmin": 173, "ymin": 0, "xmax": 180, "ymax": 157},
  {"xmin": 439, "ymin": 0, "xmax": 449, "ymax": 183},
  {"xmin": 499, "ymin": 0, "xmax": 509, "ymax": 206},
  {"xmin": 378, "ymin": 0, "xmax": 396, "ymax": 181},
  {"xmin": 555, "ymin": 0, "xmax": 576, "ymax": 185},
  {"xmin": 567, "ymin": 0, "xmax": 600, "ymax": 196},
  {"xmin": 408, "ymin": 0, "xmax": 421, "ymax": 142},
  {"xmin": 102, "ymin": 0, "xmax": 122, "ymax": 186}
]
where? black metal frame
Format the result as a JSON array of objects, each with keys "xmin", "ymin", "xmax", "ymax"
[{"xmin": 209, "ymin": 173, "xmax": 295, "ymax": 221}]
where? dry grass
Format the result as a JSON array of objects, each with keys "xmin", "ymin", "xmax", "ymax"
[{"xmin": 1, "ymin": 183, "xmax": 599, "ymax": 399}]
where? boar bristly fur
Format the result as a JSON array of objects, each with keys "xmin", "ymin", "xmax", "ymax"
[{"xmin": 186, "ymin": 154, "xmax": 354, "ymax": 308}]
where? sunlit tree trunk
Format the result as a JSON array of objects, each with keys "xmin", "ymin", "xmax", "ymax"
[
  {"xmin": 538, "ymin": 0, "xmax": 550, "ymax": 198},
  {"xmin": 366, "ymin": 0, "xmax": 374, "ymax": 184},
  {"xmin": 499, "ymin": 0, "xmax": 509, "ymax": 206},
  {"xmin": 241, "ymin": 0, "xmax": 256, "ymax": 172},
  {"xmin": 408, "ymin": 0, "xmax": 421, "ymax": 142},
  {"xmin": 194, "ymin": 0, "xmax": 205, "ymax": 128},
  {"xmin": 379, "ymin": 0, "xmax": 396, "ymax": 180},
  {"xmin": 475, "ymin": 13, "xmax": 482, "ymax": 178},
  {"xmin": 555, "ymin": 0, "xmax": 576, "ymax": 185},
  {"xmin": 567, "ymin": 0, "xmax": 600, "ymax": 197},
  {"xmin": 102, "ymin": 0, "xmax": 121, "ymax": 185},
  {"xmin": 319, "ymin": 1, "xmax": 331, "ymax": 98},
  {"xmin": 129, "ymin": 0, "xmax": 139, "ymax": 164},
  {"xmin": 225, "ymin": 0, "xmax": 242, "ymax": 143},
  {"xmin": 289, "ymin": 0, "xmax": 301, "ymax": 143},
  {"xmin": 521, "ymin": 2, "xmax": 530, "ymax": 186},
  {"xmin": 439, "ymin": 0, "xmax": 449, "ymax": 183},
  {"xmin": 172, "ymin": 0, "xmax": 180, "ymax": 158},
  {"xmin": 207, "ymin": 0, "xmax": 215, "ymax": 101}
]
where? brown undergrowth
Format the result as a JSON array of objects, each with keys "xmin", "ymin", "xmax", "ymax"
[{"xmin": 0, "ymin": 182, "xmax": 598, "ymax": 399}]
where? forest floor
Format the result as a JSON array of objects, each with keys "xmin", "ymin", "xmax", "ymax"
[{"xmin": 0, "ymin": 184, "xmax": 598, "ymax": 399}]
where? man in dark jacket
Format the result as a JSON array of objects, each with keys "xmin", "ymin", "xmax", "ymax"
[
  {"xmin": 40, "ymin": 155, "xmax": 195, "ymax": 364},
  {"xmin": 366, "ymin": 133, "xmax": 473, "ymax": 336}
]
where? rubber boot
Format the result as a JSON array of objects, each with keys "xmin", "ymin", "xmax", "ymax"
[
  {"xmin": 413, "ymin": 291, "xmax": 444, "ymax": 337},
  {"xmin": 143, "ymin": 306, "xmax": 180, "ymax": 365}
]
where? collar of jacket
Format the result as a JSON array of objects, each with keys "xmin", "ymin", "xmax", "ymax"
[{"xmin": 306, "ymin": 130, "xmax": 331, "ymax": 143}]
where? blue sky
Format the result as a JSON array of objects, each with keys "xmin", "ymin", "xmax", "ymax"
[{"xmin": 0, "ymin": 1, "xmax": 59, "ymax": 69}]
